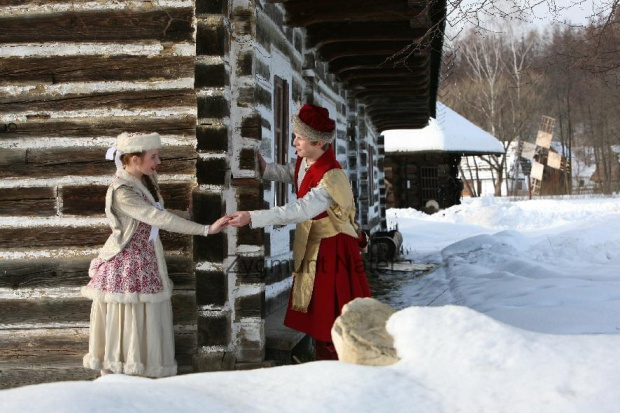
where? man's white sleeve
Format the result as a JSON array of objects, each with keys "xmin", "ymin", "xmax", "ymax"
[
  {"xmin": 262, "ymin": 162, "xmax": 295, "ymax": 184},
  {"xmin": 249, "ymin": 184, "xmax": 332, "ymax": 228}
]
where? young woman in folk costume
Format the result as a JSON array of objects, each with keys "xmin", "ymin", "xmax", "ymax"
[
  {"xmin": 82, "ymin": 132, "xmax": 230, "ymax": 377},
  {"xmin": 229, "ymin": 104, "xmax": 371, "ymax": 360}
]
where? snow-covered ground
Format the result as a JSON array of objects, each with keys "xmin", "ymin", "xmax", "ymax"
[{"xmin": 2, "ymin": 196, "xmax": 620, "ymax": 412}]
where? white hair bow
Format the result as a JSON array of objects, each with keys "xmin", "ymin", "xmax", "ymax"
[{"xmin": 105, "ymin": 146, "xmax": 124, "ymax": 170}]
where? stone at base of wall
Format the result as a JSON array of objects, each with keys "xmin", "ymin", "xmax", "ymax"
[
  {"xmin": 235, "ymin": 360, "xmax": 276, "ymax": 370},
  {"xmin": 331, "ymin": 297, "xmax": 400, "ymax": 366},
  {"xmin": 193, "ymin": 351, "xmax": 236, "ymax": 372}
]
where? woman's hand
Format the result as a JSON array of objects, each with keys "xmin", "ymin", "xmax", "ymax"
[{"xmin": 208, "ymin": 215, "xmax": 232, "ymax": 234}]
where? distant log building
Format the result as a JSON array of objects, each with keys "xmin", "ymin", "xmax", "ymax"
[
  {"xmin": 0, "ymin": 0, "xmax": 446, "ymax": 388},
  {"xmin": 384, "ymin": 103, "xmax": 504, "ymax": 211}
]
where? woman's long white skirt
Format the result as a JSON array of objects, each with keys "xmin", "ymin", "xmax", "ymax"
[{"xmin": 83, "ymin": 299, "xmax": 177, "ymax": 378}]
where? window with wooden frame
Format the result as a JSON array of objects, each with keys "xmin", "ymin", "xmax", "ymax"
[
  {"xmin": 274, "ymin": 76, "xmax": 289, "ymax": 207},
  {"xmin": 421, "ymin": 165, "xmax": 439, "ymax": 201}
]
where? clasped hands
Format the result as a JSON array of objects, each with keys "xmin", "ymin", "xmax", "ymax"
[
  {"xmin": 209, "ymin": 211, "xmax": 251, "ymax": 234},
  {"xmin": 227, "ymin": 211, "xmax": 251, "ymax": 227},
  {"xmin": 209, "ymin": 152, "xmax": 262, "ymax": 232}
]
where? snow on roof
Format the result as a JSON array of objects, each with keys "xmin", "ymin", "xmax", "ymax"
[{"xmin": 384, "ymin": 102, "xmax": 505, "ymax": 155}]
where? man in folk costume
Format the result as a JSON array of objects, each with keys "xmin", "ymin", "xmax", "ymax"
[{"xmin": 229, "ymin": 104, "xmax": 371, "ymax": 360}]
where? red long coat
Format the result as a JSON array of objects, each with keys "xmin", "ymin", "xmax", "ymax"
[{"xmin": 283, "ymin": 148, "xmax": 371, "ymax": 342}]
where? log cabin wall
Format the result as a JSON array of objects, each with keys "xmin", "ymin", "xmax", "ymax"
[
  {"xmin": 0, "ymin": 0, "xmax": 199, "ymax": 387},
  {"xmin": 253, "ymin": 1, "xmax": 303, "ymax": 318}
]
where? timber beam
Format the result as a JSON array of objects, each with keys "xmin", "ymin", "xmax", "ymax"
[
  {"xmin": 282, "ymin": 0, "xmax": 425, "ymax": 27},
  {"xmin": 305, "ymin": 22, "xmax": 428, "ymax": 48},
  {"xmin": 317, "ymin": 41, "xmax": 427, "ymax": 62},
  {"xmin": 329, "ymin": 55, "xmax": 429, "ymax": 75},
  {"xmin": 338, "ymin": 68, "xmax": 429, "ymax": 83}
]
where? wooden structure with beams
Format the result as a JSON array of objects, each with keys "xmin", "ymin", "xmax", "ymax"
[{"xmin": 269, "ymin": 0, "xmax": 446, "ymax": 130}]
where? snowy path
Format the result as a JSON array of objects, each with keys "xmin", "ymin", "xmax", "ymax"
[{"xmin": 387, "ymin": 196, "xmax": 620, "ymax": 335}]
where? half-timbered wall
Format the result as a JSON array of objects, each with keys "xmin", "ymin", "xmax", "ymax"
[{"xmin": 0, "ymin": 0, "xmax": 199, "ymax": 387}]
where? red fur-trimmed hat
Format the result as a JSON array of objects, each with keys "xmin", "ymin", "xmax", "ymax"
[{"xmin": 292, "ymin": 104, "xmax": 335, "ymax": 143}]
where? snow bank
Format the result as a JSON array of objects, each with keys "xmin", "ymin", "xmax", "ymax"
[
  {"xmin": 389, "ymin": 196, "xmax": 620, "ymax": 231},
  {"xmin": 3, "ymin": 305, "xmax": 619, "ymax": 413},
  {"xmin": 387, "ymin": 305, "xmax": 620, "ymax": 413}
]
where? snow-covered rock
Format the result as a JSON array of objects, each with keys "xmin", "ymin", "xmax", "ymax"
[{"xmin": 331, "ymin": 297, "xmax": 399, "ymax": 366}]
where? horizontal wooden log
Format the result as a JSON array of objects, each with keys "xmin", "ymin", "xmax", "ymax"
[
  {"xmin": 60, "ymin": 182, "xmax": 192, "ymax": 216},
  {"xmin": 0, "ymin": 186, "xmax": 56, "ymax": 216},
  {"xmin": 0, "ymin": 145, "xmax": 196, "ymax": 178},
  {"xmin": 347, "ymin": 78, "xmax": 429, "ymax": 88},
  {"xmin": 0, "ymin": 327, "xmax": 196, "ymax": 388},
  {"xmin": 0, "ymin": 255, "xmax": 194, "ymax": 290},
  {"xmin": 197, "ymin": 311, "xmax": 230, "ymax": 347},
  {"xmin": 365, "ymin": 104, "xmax": 431, "ymax": 115},
  {"xmin": 0, "ymin": 225, "xmax": 191, "ymax": 251},
  {"xmin": 195, "ymin": 270, "xmax": 227, "ymax": 307},
  {"xmin": 318, "ymin": 41, "xmax": 422, "ymax": 62},
  {"xmin": 356, "ymin": 90, "xmax": 429, "ymax": 99},
  {"xmin": 375, "ymin": 121, "xmax": 429, "ymax": 130},
  {"xmin": 0, "ymin": 257, "xmax": 91, "ymax": 290},
  {"xmin": 305, "ymin": 22, "xmax": 428, "ymax": 48},
  {"xmin": 196, "ymin": 157, "xmax": 226, "ymax": 186},
  {"xmin": 60, "ymin": 185, "xmax": 107, "ymax": 216},
  {"xmin": 363, "ymin": 95, "xmax": 430, "ymax": 105},
  {"xmin": 196, "ymin": 125, "xmax": 228, "ymax": 152},
  {"xmin": 0, "ymin": 327, "xmax": 196, "ymax": 367},
  {"xmin": 160, "ymin": 182, "xmax": 194, "ymax": 211},
  {"xmin": 0, "ymin": 367, "xmax": 99, "ymax": 390},
  {"xmin": 284, "ymin": 0, "xmax": 425, "ymax": 27},
  {"xmin": 0, "ymin": 226, "xmax": 109, "ymax": 248},
  {"xmin": 0, "ymin": 292, "xmax": 197, "ymax": 327},
  {"xmin": 356, "ymin": 85, "xmax": 430, "ymax": 93},
  {"xmin": 367, "ymin": 106, "xmax": 431, "ymax": 117},
  {"xmin": 339, "ymin": 68, "xmax": 429, "ymax": 82},
  {"xmin": 196, "ymin": 20, "xmax": 226, "ymax": 56},
  {"xmin": 234, "ymin": 291, "xmax": 265, "ymax": 321},
  {"xmin": 0, "ymin": 56, "xmax": 194, "ymax": 84},
  {"xmin": 0, "ymin": 0, "xmax": 98, "ymax": 5},
  {"xmin": 0, "ymin": 115, "xmax": 195, "ymax": 138},
  {"xmin": 240, "ymin": 114, "xmax": 261, "ymax": 140},
  {"xmin": 0, "ymin": 89, "xmax": 196, "ymax": 114},
  {"xmin": 0, "ymin": 8, "xmax": 194, "ymax": 43},
  {"xmin": 0, "ymin": 328, "xmax": 89, "ymax": 367},
  {"xmin": 330, "ymin": 55, "xmax": 428, "ymax": 75}
]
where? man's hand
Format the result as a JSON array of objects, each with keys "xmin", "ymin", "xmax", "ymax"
[
  {"xmin": 229, "ymin": 211, "xmax": 251, "ymax": 227},
  {"xmin": 257, "ymin": 152, "xmax": 266, "ymax": 175}
]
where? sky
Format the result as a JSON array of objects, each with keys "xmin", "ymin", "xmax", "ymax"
[
  {"xmin": 445, "ymin": 0, "xmax": 613, "ymax": 37},
  {"xmin": 2, "ymin": 196, "xmax": 620, "ymax": 412}
]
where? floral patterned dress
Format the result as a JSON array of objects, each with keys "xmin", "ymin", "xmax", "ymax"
[{"xmin": 87, "ymin": 222, "xmax": 164, "ymax": 297}]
